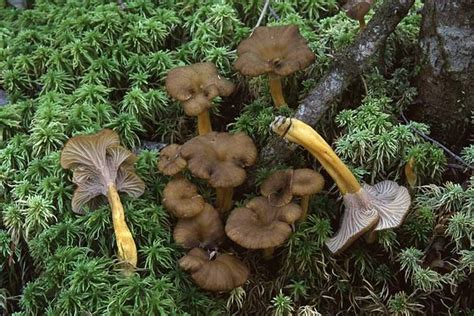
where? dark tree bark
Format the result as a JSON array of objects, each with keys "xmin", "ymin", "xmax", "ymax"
[
  {"xmin": 260, "ymin": 0, "xmax": 415, "ymax": 164},
  {"xmin": 413, "ymin": 0, "xmax": 473, "ymax": 150}
]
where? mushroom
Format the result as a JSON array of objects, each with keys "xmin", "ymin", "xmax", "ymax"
[
  {"xmin": 158, "ymin": 144, "xmax": 187, "ymax": 176},
  {"xmin": 163, "ymin": 177, "xmax": 205, "ymax": 218},
  {"xmin": 165, "ymin": 62, "xmax": 235, "ymax": 135},
  {"xmin": 179, "ymin": 247, "xmax": 249, "ymax": 292},
  {"xmin": 271, "ymin": 117, "xmax": 411, "ymax": 254},
  {"xmin": 343, "ymin": 0, "xmax": 373, "ymax": 30},
  {"xmin": 234, "ymin": 25, "xmax": 315, "ymax": 108},
  {"xmin": 60, "ymin": 129, "xmax": 145, "ymax": 272},
  {"xmin": 173, "ymin": 203, "xmax": 225, "ymax": 249},
  {"xmin": 225, "ymin": 196, "xmax": 302, "ymax": 257},
  {"xmin": 261, "ymin": 168, "xmax": 325, "ymax": 220},
  {"xmin": 180, "ymin": 132, "xmax": 257, "ymax": 213}
]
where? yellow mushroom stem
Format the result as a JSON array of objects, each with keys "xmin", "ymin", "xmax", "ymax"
[
  {"xmin": 268, "ymin": 74, "xmax": 287, "ymax": 108},
  {"xmin": 273, "ymin": 118, "xmax": 361, "ymax": 194},
  {"xmin": 197, "ymin": 111, "xmax": 212, "ymax": 135},
  {"xmin": 299, "ymin": 194, "xmax": 312, "ymax": 221},
  {"xmin": 359, "ymin": 18, "xmax": 366, "ymax": 30},
  {"xmin": 262, "ymin": 247, "xmax": 274, "ymax": 259},
  {"xmin": 106, "ymin": 184, "xmax": 137, "ymax": 274},
  {"xmin": 216, "ymin": 187, "xmax": 234, "ymax": 213}
]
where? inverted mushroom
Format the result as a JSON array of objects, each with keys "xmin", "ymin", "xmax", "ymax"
[
  {"xmin": 343, "ymin": 0, "xmax": 373, "ymax": 30},
  {"xmin": 173, "ymin": 203, "xmax": 225, "ymax": 249},
  {"xmin": 234, "ymin": 25, "xmax": 315, "ymax": 108},
  {"xmin": 163, "ymin": 177, "xmax": 205, "ymax": 218},
  {"xmin": 179, "ymin": 247, "xmax": 249, "ymax": 292},
  {"xmin": 165, "ymin": 62, "xmax": 235, "ymax": 135},
  {"xmin": 271, "ymin": 117, "xmax": 411, "ymax": 254},
  {"xmin": 158, "ymin": 144, "xmax": 187, "ymax": 176},
  {"xmin": 180, "ymin": 132, "xmax": 257, "ymax": 213},
  {"xmin": 261, "ymin": 168, "xmax": 324, "ymax": 220},
  {"xmin": 61, "ymin": 129, "xmax": 145, "ymax": 272},
  {"xmin": 225, "ymin": 196, "xmax": 302, "ymax": 257}
]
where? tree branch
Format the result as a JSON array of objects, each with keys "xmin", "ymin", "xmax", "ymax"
[{"xmin": 260, "ymin": 0, "xmax": 415, "ymax": 163}]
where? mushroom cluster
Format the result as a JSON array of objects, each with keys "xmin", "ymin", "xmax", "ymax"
[
  {"xmin": 61, "ymin": 129, "xmax": 145, "ymax": 274},
  {"xmin": 271, "ymin": 116, "xmax": 411, "ymax": 254}
]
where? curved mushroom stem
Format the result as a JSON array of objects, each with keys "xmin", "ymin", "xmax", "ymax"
[
  {"xmin": 365, "ymin": 230, "xmax": 377, "ymax": 244},
  {"xmin": 268, "ymin": 74, "xmax": 287, "ymax": 108},
  {"xmin": 107, "ymin": 184, "xmax": 137, "ymax": 275},
  {"xmin": 216, "ymin": 187, "xmax": 233, "ymax": 213},
  {"xmin": 262, "ymin": 247, "xmax": 274, "ymax": 259},
  {"xmin": 197, "ymin": 111, "xmax": 212, "ymax": 135},
  {"xmin": 271, "ymin": 117, "xmax": 361, "ymax": 194},
  {"xmin": 299, "ymin": 194, "xmax": 312, "ymax": 222},
  {"xmin": 359, "ymin": 18, "xmax": 366, "ymax": 30}
]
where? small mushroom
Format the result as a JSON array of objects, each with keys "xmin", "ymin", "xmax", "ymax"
[
  {"xmin": 173, "ymin": 203, "xmax": 225, "ymax": 249},
  {"xmin": 261, "ymin": 168, "xmax": 324, "ymax": 220},
  {"xmin": 271, "ymin": 117, "xmax": 411, "ymax": 254},
  {"xmin": 165, "ymin": 62, "xmax": 235, "ymax": 135},
  {"xmin": 61, "ymin": 129, "xmax": 145, "ymax": 273},
  {"xmin": 158, "ymin": 144, "xmax": 187, "ymax": 176},
  {"xmin": 225, "ymin": 196, "xmax": 302, "ymax": 257},
  {"xmin": 179, "ymin": 247, "xmax": 249, "ymax": 292},
  {"xmin": 180, "ymin": 132, "xmax": 257, "ymax": 213},
  {"xmin": 163, "ymin": 178, "xmax": 205, "ymax": 218},
  {"xmin": 343, "ymin": 0, "xmax": 373, "ymax": 30},
  {"xmin": 234, "ymin": 25, "xmax": 315, "ymax": 108}
]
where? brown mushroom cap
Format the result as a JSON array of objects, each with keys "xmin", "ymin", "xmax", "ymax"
[
  {"xmin": 343, "ymin": 0, "xmax": 373, "ymax": 21},
  {"xmin": 173, "ymin": 203, "xmax": 225, "ymax": 248},
  {"xmin": 165, "ymin": 62, "xmax": 235, "ymax": 116},
  {"xmin": 292, "ymin": 168, "xmax": 325, "ymax": 196},
  {"xmin": 179, "ymin": 248, "xmax": 249, "ymax": 292},
  {"xmin": 234, "ymin": 25, "xmax": 315, "ymax": 77},
  {"xmin": 163, "ymin": 178, "xmax": 205, "ymax": 218},
  {"xmin": 61, "ymin": 129, "xmax": 145, "ymax": 213},
  {"xmin": 260, "ymin": 170, "xmax": 294, "ymax": 207},
  {"xmin": 225, "ymin": 197, "xmax": 302, "ymax": 249},
  {"xmin": 158, "ymin": 144, "xmax": 187, "ymax": 176},
  {"xmin": 180, "ymin": 132, "xmax": 257, "ymax": 188}
]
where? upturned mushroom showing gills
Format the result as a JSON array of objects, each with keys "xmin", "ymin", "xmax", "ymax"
[
  {"xmin": 158, "ymin": 144, "xmax": 187, "ymax": 176},
  {"xmin": 163, "ymin": 177, "xmax": 205, "ymax": 218},
  {"xmin": 271, "ymin": 117, "xmax": 411, "ymax": 254},
  {"xmin": 60, "ymin": 129, "xmax": 145, "ymax": 272},
  {"xmin": 261, "ymin": 168, "xmax": 324, "ymax": 220},
  {"xmin": 234, "ymin": 25, "xmax": 315, "ymax": 108},
  {"xmin": 179, "ymin": 247, "xmax": 249, "ymax": 292},
  {"xmin": 343, "ymin": 0, "xmax": 373, "ymax": 30},
  {"xmin": 181, "ymin": 132, "xmax": 257, "ymax": 213},
  {"xmin": 225, "ymin": 196, "xmax": 302, "ymax": 257},
  {"xmin": 173, "ymin": 203, "xmax": 225, "ymax": 249},
  {"xmin": 165, "ymin": 62, "xmax": 235, "ymax": 135}
]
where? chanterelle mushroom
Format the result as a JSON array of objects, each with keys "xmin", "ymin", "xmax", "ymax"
[
  {"xmin": 234, "ymin": 25, "xmax": 315, "ymax": 108},
  {"xmin": 181, "ymin": 132, "xmax": 257, "ymax": 213},
  {"xmin": 343, "ymin": 0, "xmax": 373, "ymax": 30},
  {"xmin": 261, "ymin": 168, "xmax": 324, "ymax": 220},
  {"xmin": 271, "ymin": 117, "xmax": 411, "ymax": 254},
  {"xmin": 173, "ymin": 203, "xmax": 225, "ymax": 249},
  {"xmin": 165, "ymin": 62, "xmax": 235, "ymax": 135},
  {"xmin": 225, "ymin": 196, "xmax": 302, "ymax": 256},
  {"xmin": 163, "ymin": 178, "xmax": 205, "ymax": 218},
  {"xmin": 61, "ymin": 129, "xmax": 145, "ymax": 272},
  {"xmin": 158, "ymin": 144, "xmax": 187, "ymax": 176},
  {"xmin": 179, "ymin": 247, "xmax": 249, "ymax": 292}
]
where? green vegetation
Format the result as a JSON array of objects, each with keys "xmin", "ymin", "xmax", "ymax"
[{"xmin": 0, "ymin": 0, "xmax": 472, "ymax": 315}]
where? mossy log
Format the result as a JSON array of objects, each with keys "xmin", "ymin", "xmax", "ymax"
[{"xmin": 260, "ymin": 0, "xmax": 415, "ymax": 163}]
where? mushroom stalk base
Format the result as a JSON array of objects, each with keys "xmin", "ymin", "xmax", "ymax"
[
  {"xmin": 269, "ymin": 75, "xmax": 287, "ymax": 108},
  {"xmin": 197, "ymin": 111, "xmax": 212, "ymax": 135},
  {"xmin": 359, "ymin": 18, "xmax": 366, "ymax": 30},
  {"xmin": 272, "ymin": 117, "xmax": 361, "ymax": 194},
  {"xmin": 216, "ymin": 187, "xmax": 233, "ymax": 213},
  {"xmin": 107, "ymin": 184, "xmax": 138, "ymax": 274},
  {"xmin": 300, "ymin": 195, "xmax": 311, "ymax": 221}
]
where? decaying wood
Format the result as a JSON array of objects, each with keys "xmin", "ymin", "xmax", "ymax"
[{"xmin": 260, "ymin": 0, "xmax": 415, "ymax": 163}]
